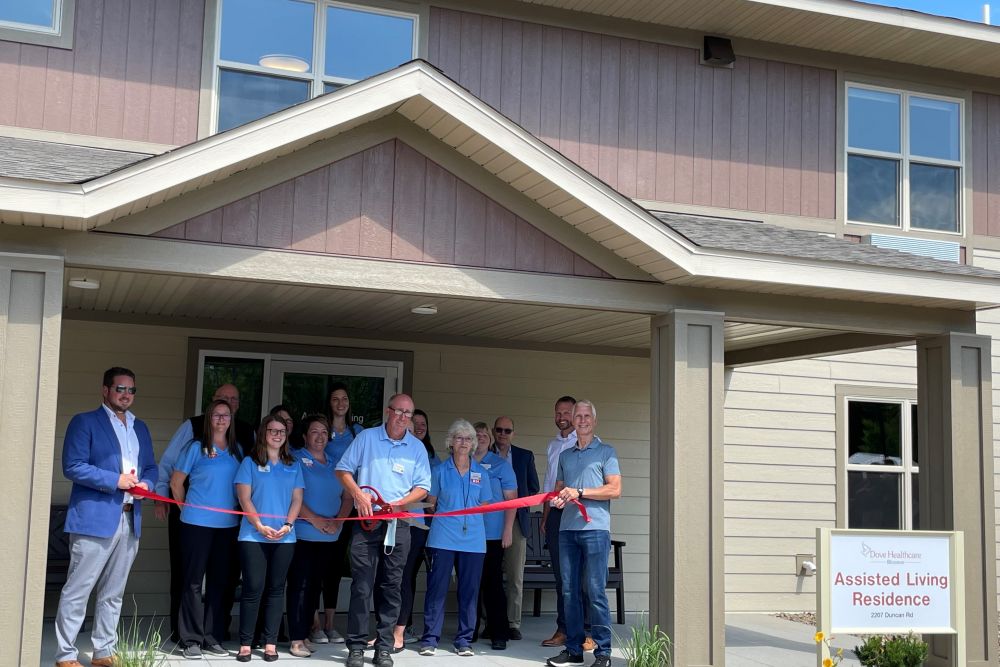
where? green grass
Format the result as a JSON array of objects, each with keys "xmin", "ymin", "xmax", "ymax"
[
  {"xmin": 611, "ymin": 614, "xmax": 672, "ymax": 667},
  {"xmin": 113, "ymin": 603, "xmax": 168, "ymax": 667}
]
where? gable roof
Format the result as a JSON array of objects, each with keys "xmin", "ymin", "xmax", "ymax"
[{"xmin": 1, "ymin": 60, "xmax": 999, "ymax": 309}]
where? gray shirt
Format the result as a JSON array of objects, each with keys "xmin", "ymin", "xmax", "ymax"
[{"xmin": 557, "ymin": 436, "xmax": 620, "ymax": 532}]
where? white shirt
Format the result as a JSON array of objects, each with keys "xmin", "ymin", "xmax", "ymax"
[
  {"xmin": 543, "ymin": 430, "xmax": 577, "ymax": 493},
  {"xmin": 103, "ymin": 403, "xmax": 140, "ymax": 504}
]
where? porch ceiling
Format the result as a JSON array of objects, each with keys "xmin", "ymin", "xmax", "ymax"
[{"xmin": 61, "ymin": 268, "xmax": 842, "ymax": 354}]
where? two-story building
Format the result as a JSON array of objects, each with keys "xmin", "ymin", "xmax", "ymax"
[{"xmin": 3, "ymin": 0, "xmax": 1000, "ymax": 665}]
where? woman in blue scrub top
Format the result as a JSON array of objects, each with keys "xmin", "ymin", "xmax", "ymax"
[
  {"xmin": 235, "ymin": 415, "xmax": 304, "ymax": 663},
  {"xmin": 418, "ymin": 419, "xmax": 489, "ymax": 656},
  {"xmin": 286, "ymin": 415, "xmax": 352, "ymax": 657},
  {"xmin": 170, "ymin": 399, "xmax": 243, "ymax": 659},
  {"xmin": 311, "ymin": 383, "xmax": 365, "ymax": 646},
  {"xmin": 472, "ymin": 421, "xmax": 517, "ymax": 650}
]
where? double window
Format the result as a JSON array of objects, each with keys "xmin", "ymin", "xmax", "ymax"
[
  {"xmin": 0, "ymin": 0, "xmax": 73, "ymax": 47},
  {"xmin": 845, "ymin": 397, "xmax": 919, "ymax": 530},
  {"xmin": 214, "ymin": 0, "xmax": 417, "ymax": 132},
  {"xmin": 846, "ymin": 84, "xmax": 963, "ymax": 234}
]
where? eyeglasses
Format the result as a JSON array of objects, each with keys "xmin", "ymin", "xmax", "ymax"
[
  {"xmin": 452, "ymin": 436, "xmax": 473, "ymax": 444},
  {"xmin": 494, "ymin": 427, "xmax": 513, "ymax": 435},
  {"xmin": 388, "ymin": 407, "xmax": 414, "ymax": 418},
  {"xmin": 111, "ymin": 385, "xmax": 137, "ymax": 395},
  {"xmin": 211, "ymin": 413, "xmax": 232, "ymax": 421},
  {"xmin": 266, "ymin": 428, "xmax": 287, "ymax": 436}
]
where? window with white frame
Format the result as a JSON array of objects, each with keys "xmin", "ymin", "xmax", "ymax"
[
  {"xmin": 0, "ymin": 0, "xmax": 73, "ymax": 47},
  {"xmin": 846, "ymin": 84, "xmax": 963, "ymax": 234},
  {"xmin": 215, "ymin": 0, "xmax": 417, "ymax": 132},
  {"xmin": 845, "ymin": 397, "xmax": 919, "ymax": 530}
]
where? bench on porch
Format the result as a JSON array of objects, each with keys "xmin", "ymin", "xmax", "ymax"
[
  {"xmin": 522, "ymin": 511, "xmax": 626, "ymax": 625},
  {"xmin": 47, "ymin": 505, "xmax": 71, "ymax": 595}
]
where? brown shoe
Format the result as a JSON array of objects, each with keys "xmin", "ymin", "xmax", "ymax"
[
  {"xmin": 90, "ymin": 656, "xmax": 119, "ymax": 667},
  {"xmin": 54, "ymin": 661, "xmax": 84, "ymax": 667},
  {"xmin": 540, "ymin": 631, "xmax": 566, "ymax": 647},
  {"xmin": 582, "ymin": 636, "xmax": 597, "ymax": 652}
]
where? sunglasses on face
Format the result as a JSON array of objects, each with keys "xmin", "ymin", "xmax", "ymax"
[
  {"xmin": 494, "ymin": 427, "xmax": 513, "ymax": 435},
  {"xmin": 111, "ymin": 385, "xmax": 137, "ymax": 395}
]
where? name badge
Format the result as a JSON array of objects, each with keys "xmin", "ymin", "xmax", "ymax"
[
  {"xmin": 481, "ymin": 463, "xmax": 491, "ymax": 470},
  {"xmin": 470, "ymin": 472, "xmax": 482, "ymax": 485},
  {"xmin": 258, "ymin": 464, "xmax": 270, "ymax": 473},
  {"xmin": 392, "ymin": 462, "xmax": 405, "ymax": 474},
  {"xmin": 301, "ymin": 458, "xmax": 313, "ymax": 467}
]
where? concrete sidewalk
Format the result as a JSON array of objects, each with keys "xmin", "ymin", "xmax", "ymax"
[{"xmin": 39, "ymin": 613, "xmax": 861, "ymax": 666}]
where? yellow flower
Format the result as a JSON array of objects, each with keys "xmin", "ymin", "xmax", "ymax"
[
  {"xmin": 814, "ymin": 631, "xmax": 825, "ymax": 643},
  {"xmin": 823, "ymin": 658, "xmax": 833, "ymax": 667}
]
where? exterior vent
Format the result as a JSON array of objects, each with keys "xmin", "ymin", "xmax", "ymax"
[{"xmin": 863, "ymin": 233, "xmax": 960, "ymax": 263}]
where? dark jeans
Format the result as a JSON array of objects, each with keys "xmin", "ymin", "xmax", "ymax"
[
  {"xmin": 346, "ymin": 522, "xmax": 411, "ymax": 650},
  {"xmin": 178, "ymin": 523, "xmax": 238, "ymax": 648},
  {"xmin": 239, "ymin": 541, "xmax": 295, "ymax": 645},
  {"xmin": 546, "ymin": 508, "xmax": 590, "ymax": 633},
  {"xmin": 396, "ymin": 525, "xmax": 429, "ymax": 627},
  {"xmin": 476, "ymin": 539, "xmax": 508, "ymax": 640},
  {"xmin": 286, "ymin": 540, "xmax": 337, "ymax": 640},
  {"xmin": 319, "ymin": 510, "xmax": 354, "ymax": 614},
  {"xmin": 167, "ymin": 502, "xmax": 183, "ymax": 640},
  {"xmin": 559, "ymin": 530, "xmax": 611, "ymax": 657},
  {"xmin": 420, "ymin": 548, "xmax": 485, "ymax": 649}
]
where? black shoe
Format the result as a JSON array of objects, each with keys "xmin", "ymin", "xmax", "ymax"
[
  {"xmin": 347, "ymin": 648, "xmax": 365, "ymax": 667},
  {"xmin": 203, "ymin": 644, "xmax": 229, "ymax": 657},
  {"xmin": 508, "ymin": 628, "xmax": 522, "ymax": 641},
  {"xmin": 374, "ymin": 649, "xmax": 394, "ymax": 667},
  {"xmin": 491, "ymin": 640, "xmax": 507, "ymax": 651},
  {"xmin": 182, "ymin": 644, "xmax": 203, "ymax": 660},
  {"xmin": 591, "ymin": 655, "xmax": 611, "ymax": 667},
  {"xmin": 547, "ymin": 650, "xmax": 584, "ymax": 667},
  {"xmin": 263, "ymin": 650, "xmax": 279, "ymax": 662},
  {"xmin": 236, "ymin": 651, "xmax": 252, "ymax": 663}
]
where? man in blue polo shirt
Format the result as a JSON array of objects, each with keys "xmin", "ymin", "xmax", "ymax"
[
  {"xmin": 546, "ymin": 400, "xmax": 621, "ymax": 667},
  {"xmin": 336, "ymin": 394, "xmax": 432, "ymax": 667}
]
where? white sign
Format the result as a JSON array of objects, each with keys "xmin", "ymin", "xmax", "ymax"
[{"xmin": 828, "ymin": 532, "xmax": 954, "ymax": 633}]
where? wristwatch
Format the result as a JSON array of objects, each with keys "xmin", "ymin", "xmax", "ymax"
[
  {"xmin": 577, "ymin": 487, "xmax": 585, "ymax": 499},
  {"xmin": 283, "ymin": 521, "xmax": 294, "ymax": 529}
]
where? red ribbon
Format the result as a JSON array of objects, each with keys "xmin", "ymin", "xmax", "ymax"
[{"xmin": 129, "ymin": 486, "xmax": 590, "ymax": 523}]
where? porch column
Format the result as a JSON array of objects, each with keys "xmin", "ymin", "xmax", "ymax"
[
  {"xmin": 649, "ymin": 310, "xmax": 725, "ymax": 667},
  {"xmin": 0, "ymin": 252, "xmax": 63, "ymax": 665},
  {"xmin": 916, "ymin": 333, "xmax": 998, "ymax": 667}
]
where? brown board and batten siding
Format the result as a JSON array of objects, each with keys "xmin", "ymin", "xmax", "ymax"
[
  {"xmin": 427, "ymin": 7, "xmax": 837, "ymax": 219},
  {"xmin": 0, "ymin": 0, "xmax": 202, "ymax": 145},
  {"xmin": 156, "ymin": 138, "xmax": 611, "ymax": 278},
  {"xmin": 971, "ymin": 92, "xmax": 1000, "ymax": 238}
]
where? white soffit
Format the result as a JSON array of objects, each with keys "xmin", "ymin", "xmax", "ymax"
[{"xmin": 2, "ymin": 61, "xmax": 1000, "ymax": 309}]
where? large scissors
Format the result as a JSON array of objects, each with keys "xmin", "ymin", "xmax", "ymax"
[{"xmin": 358, "ymin": 485, "xmax": 395, "ymax": 531}]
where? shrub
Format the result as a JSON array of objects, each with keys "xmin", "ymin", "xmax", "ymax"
[
  {"xmin": 612, "ymin": 613, "xmax": 672, "ymax": 667},
  {"xmin": 854, "ymin": 632, "xmax": 928, "ymax": 667}
]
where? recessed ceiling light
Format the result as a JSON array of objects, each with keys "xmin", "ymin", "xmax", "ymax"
[
  {"xmin": 68, "ymin": 277, "xmax": 100, "ymax": 290},
  {"xmin": 411, "ymin": 304, "xmax": 438, "ymax": 315},
  {"xmin": 258, "ymin": 54, "xmax": 309, "ymax": 72}
]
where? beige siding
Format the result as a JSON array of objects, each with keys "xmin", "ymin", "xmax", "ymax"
[{"xmin": 49, "ymin": 319, "xmax": 650, "ymax": 616}]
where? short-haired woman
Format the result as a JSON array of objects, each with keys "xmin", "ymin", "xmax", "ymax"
[
  {"xmin": 418, "ymin": 419, "xmax": 489, "ymax": 656},
  {"xmin": 235, "ymin": 415, "xmax": 304, "ymax": 662},
  {"xmin": 171, "ymin": 399, "xmax": 243, "ymax": 659}
]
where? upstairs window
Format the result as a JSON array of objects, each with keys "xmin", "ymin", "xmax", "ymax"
[
  {"xmin": 845, "ymin": 398, "xmax": 919, "ymax": 530},
  {"xmin": 846, "ymin": 84, "xmax": 963, "ymax": 234},
  {"xmin": 215, "ymin": 0, "xmax": 417, "ymax": 132},
  {"xmin": 0, "ymin": 0, "xmax": 73, "ymax": 47}
]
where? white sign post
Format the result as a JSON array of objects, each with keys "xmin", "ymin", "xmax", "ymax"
[{"xmin": 816, "ymin": 528, "xmax": 965, "ymax": 667}]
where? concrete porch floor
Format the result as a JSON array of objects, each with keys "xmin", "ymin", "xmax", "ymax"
[{"xmin": 39, "ymin": 613, "xmax": 862, "ymax": 666}]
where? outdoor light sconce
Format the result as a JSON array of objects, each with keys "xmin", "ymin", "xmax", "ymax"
[
  {"xmin": 702, "ymin": 35, "xmax": 735, "ymax": 67},
  {"xmin": 796, "ymin": 554, "xmax": 817, "ymax": 577}
]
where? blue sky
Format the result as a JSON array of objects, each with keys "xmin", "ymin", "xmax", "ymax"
[{"xmin": 858, "ymin": 0, "xmax": 992, "ymax": 23}]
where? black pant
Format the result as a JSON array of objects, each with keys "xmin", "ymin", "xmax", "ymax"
[
  {"xmin": 286, "ymin": 540, "xmax": 337, "ymax": 640},
  {"xmin": 239, "ymin": 541, "xmax": 295, "ymax": 645},
  {"xmin": 178, "ymin": 523, "xmax": 238, "ymax": 648},
  {"xmin": 167, "ymin": 502, "xmax": 183, "ymax": 640},
  {"xmin": 396, "ymin": 525, "xmax": 429, "ymax": 627},
  {"xmin": 477, "ymin": 539, "xmax": 509, "ymax": 640},
  {"xmin": 319, "ymin": 513, "xmax": 354, "ymax": 614},
  {"xmin": 347, "ymin": 522, "xmax": 410, "ymax": 650}
]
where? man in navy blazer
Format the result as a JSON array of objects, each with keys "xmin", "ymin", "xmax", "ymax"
[
  {"xmin": 493, "ymin": 416, "xmax": 539, "ymax": 640},
  {"xmin": 54, "ymin": 367, "xmax": 158, "ymax": 667}
]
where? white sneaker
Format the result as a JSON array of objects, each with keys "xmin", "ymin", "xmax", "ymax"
[
  {"xmin": 310, "ymin": 629, "xmax": 330, "ymax": 644},
  {"xmin": 326, "ymin": 628, "xmax": 346, "ymax": 644}
]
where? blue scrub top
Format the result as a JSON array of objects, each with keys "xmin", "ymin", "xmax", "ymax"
[
  {"xmin": 325, "ymin": 422, "xmax": 363, "ymax": 465},
  {"xmin": 335, "ymin": 425, "xmax": 432, "ymax": 504},
  {"xmin": 426, "ymin": 457, "xmax": 489, "ymax": 553},
  {"xmin": 234, "ymin": 456, "xmax": 305, "ymax": 543},
  {"xmin": 476, "ymin": 452, "xmax": 517, "ymax": 540},
  {"xmin": 175, "ymin": 441, "xmax": 241, "ymax": 528},
  {"xmin": 557, "ymin": 437, "xmax": 621, "ymax": 532},
  {"xmin": 293, "ymin": 448, "xmax": 343, "ymax": 542}
]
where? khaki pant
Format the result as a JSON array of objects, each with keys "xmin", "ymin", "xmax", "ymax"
[{"xmin": 502, "ymin": 521, "xmax": 527, "ymax": 628}]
